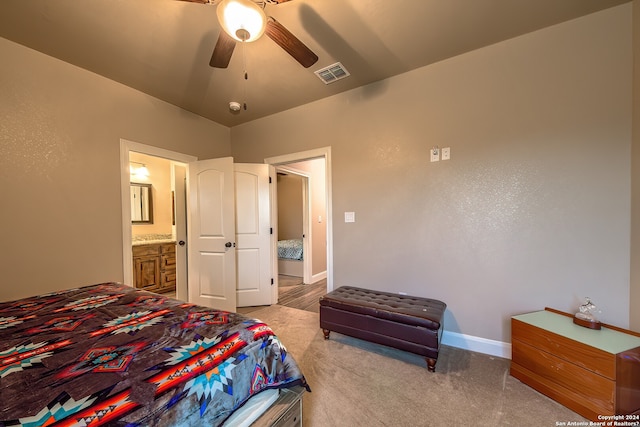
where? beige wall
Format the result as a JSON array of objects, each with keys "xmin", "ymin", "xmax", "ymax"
[
  {"xmin": 286, "ymin": 159, "xmax": 328, "ymax": 277},
  {"xmin": 231, "ymin": 5, "xmax": 634, "ymax": 341},
  {"xmin": 631, "ymin": 0, "xmax": 640, "ymax": 331},
  {"xmin": 0, "ymin": 37, "xmax": 231, "ymax": 302},
  {"xmin": 277, "ymin": 174, "xmax": 304, "ymax": 240}
]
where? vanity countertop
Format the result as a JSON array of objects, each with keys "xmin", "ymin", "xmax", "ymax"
[
  {"xmin": 132, "ymin": 234, "xmax": 175, "ymax": 246},
  {"xmin": 132, "ymin": 239, "xmax": 175, "ymax": 246}
]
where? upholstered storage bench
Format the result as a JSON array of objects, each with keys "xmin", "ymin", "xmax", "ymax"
[{"xmin": 319, "ymin": 286, "xmax": 446, "ymax": 372}]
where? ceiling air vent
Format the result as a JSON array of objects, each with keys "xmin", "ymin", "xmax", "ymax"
[{"xmin": 314, "ymin": 62, "xmax": 350, "ymax": 85}]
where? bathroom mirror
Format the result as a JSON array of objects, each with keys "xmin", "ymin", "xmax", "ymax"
[{"xmin": 131, "ymin": 183, "xmax": 153, "ymax": 224}]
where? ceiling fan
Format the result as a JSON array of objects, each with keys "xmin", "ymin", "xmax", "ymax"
[{"xmin": 179, "ymin": 0, "xmax": 318, "ymax": 69}]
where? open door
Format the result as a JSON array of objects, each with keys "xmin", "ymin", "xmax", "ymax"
[
  {"xmin": 172, "ymin": 163, "xmax": 188, "ymax": 302},
  {"xmin": 187, "ymin": 157, "xmax": 237, "ymax": 312},
  {"xmin": 120, "ymin": 141, "xmax": 300, "ymax": 308},
  {"xmin": 235, "ymin": 164, "xmax": 273, "ymax": 307}
]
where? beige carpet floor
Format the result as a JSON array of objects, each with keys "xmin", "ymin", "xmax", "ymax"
[{"xmin": 249, "ymin": 304, "xmax": 589, "ymax": 427}]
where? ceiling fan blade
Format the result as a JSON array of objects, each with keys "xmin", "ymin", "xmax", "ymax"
[
  {"xmin": 265, "ymin": 18, "xmax": 318, "ymax": 68},
  {"xmin": 210, "ymin": 31, "xmax": 236, "ymax": 68}
]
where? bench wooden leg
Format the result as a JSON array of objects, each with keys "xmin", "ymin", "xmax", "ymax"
[
  {"xmin": 426, "ymin": 358, "xmax": 436, "ymax": 372},
  {"xmin": 322, "ymin": 329, "xmax": 331, "ymax": 340}
]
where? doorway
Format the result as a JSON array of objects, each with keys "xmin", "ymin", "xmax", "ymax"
[
  {"xmin": 266, "ymin": 147, "xmax": 333, "ymax": 293},
  {"xmin": 276, "ymin": 164, "xmax": 323, "ymax": 285},
  {"xmin": 120, "ymin": 139, "xmax": 195, "ymax": 300},
  {"xmin": 120, "ymin": 141, "xmax": 334, "ymax": 302}
]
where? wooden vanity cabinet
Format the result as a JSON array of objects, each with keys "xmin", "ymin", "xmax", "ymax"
[
  {"xmin": 133, "ymin": 242, "xmax": 176, "ymax": 293},
  {"xmin": 160, "ymin": 243, "xmax": 177, "ymax": 292}
]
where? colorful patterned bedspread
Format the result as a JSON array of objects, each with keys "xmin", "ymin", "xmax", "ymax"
[{"xmin": 0, "ymin": 282, "xmax": 308, "ymax": 426}]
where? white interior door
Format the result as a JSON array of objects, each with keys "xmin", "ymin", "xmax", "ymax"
[
  {"xmin": 187, "ymin": 157, "xmax": 237, "ymax": 312},
  {"xmin": 172, "ymin": 163, "xmax": 187, "ymax": 302},
  {"xmin": 235, "ymin": 164, "xmax": 273, "ymax": 307}
]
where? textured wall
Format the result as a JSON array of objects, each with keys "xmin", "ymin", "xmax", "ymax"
[
  {"xmin": 231, "ymin": 5, "xmax": 633, "ymax": 341},
  {"xmin": 631, "ymin": 0, "xmax": 640, "ymax": 332},
  {"xmin": 0, "ymin": 38, "xmax": 231, "ymax": 301}
]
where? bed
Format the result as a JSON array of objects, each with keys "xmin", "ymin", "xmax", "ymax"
[
  {"xmin": 277, "ymin": 239, "xmax": 303, "ymax": 278},
  {"xmin": 0, "ymin": 282, "xmax": 308, "ymax": 426}
]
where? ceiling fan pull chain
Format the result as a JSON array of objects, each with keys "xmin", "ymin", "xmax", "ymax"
[
  {"xmin": 242, "ymin": 40, "xmax": 248, "ymax": 110},
  {"xmin": 243, "ymin": 70, "xmax": 248, "ymax": 110}
]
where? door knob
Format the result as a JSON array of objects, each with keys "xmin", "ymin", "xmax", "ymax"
[
  {"xmin": 178, "ymin": 240, "xmax": 186, "ymax": 246},
  {"xmin": 225, "ymin": 242, "xmax": 233, "ymax": 248}
]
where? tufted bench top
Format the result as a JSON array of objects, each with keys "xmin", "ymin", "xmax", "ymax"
[{"xmin": 319, "ymin": 286, "xmax": 446, "ymax": 330}]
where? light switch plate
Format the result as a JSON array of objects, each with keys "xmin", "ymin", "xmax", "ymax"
[
  {"xmin": 345, "ymin": 212, "xmax": 355, "ymax": 223},
  {"xmin": 430, "ymin": 147, "xmax": 440, "ymax": 162}
]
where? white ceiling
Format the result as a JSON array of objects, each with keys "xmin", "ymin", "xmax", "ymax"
[{"xmin": 0, "ymin": 0, "xmax": 629, "ymax": 127}]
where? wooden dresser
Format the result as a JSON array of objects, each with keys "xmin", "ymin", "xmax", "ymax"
[
  {"xmin": 132, "ymin": 242, "xmax": 176, "ymax": 293},
  {"xmin": 511, "ymin": 308, "xmax": 640, "ymax": 421}
]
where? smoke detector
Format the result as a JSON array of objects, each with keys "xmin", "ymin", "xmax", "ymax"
[{"xmin": 229, "ymin": 101, "xmax": 242, "ymax": 112}]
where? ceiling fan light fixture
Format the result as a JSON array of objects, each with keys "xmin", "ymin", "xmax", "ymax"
[
  {"xmin": 217, "ymin": 0, "xmax": 267, "ymax": 43},
  {"xmin": 130, "ymin": 162, "xmax": 150, "ymax": 179}
]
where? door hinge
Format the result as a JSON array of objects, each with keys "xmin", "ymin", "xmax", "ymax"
[
  {"xmin": 270, "ymin": 227, "xmax": 273, "ymax": 235},
  {"xmin": 271, "ymin": 278, "xmax": 274, "ymax": 285},
  {"xmin": 269, "ymin": 176, "xmax": 272, "ymax": 184}
]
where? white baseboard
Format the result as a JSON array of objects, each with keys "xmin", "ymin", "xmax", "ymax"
[
  {"xmin": 442, "ymin": 331, "xmax": 512, "ymax": 359},
  {"xmin": 309, "ymin": 271, "xmax": 327, "ymax": 284}
]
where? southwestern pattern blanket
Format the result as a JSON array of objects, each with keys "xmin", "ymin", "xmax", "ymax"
[{"xmin": 0, "ymin": 282, "xmax": 307, "ymax": 426}]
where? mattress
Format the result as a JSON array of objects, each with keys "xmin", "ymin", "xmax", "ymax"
[{"xmin": 0, "ymin": 282, "xmax": 307, "ymax": 426}]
